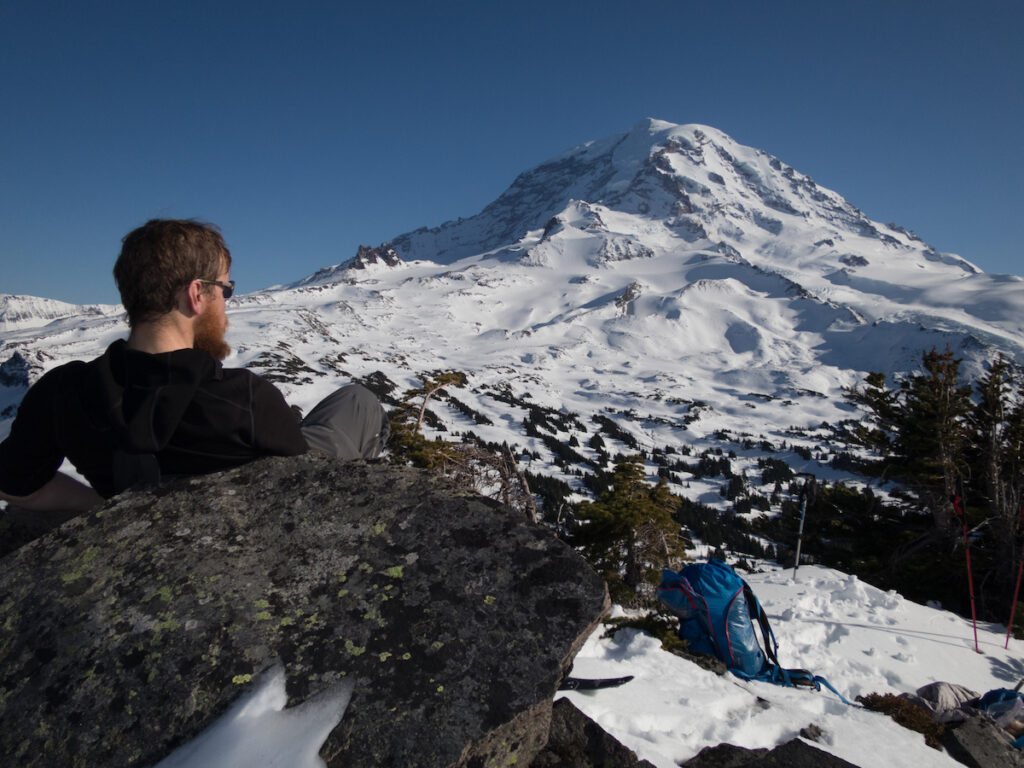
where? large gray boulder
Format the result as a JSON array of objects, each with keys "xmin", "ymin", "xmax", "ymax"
[
  {"xmin": 942, "ymin": 715, "xmax": 1024, "ymax": 768},
  {"xmin": 533, "ymin": 698, "xmax": 657, "ymax": 767},
  {"xmin": 0, "ymin": 454, "xmax": 608, "ymax": 767}
]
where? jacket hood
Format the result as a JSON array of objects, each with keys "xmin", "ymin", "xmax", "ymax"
[{"xmin": 90, "ymin": 339, "xmax": 222, "ymax": 453}]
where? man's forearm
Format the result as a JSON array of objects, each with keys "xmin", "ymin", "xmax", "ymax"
[{"xmin": 0, "ymin": 472, "xmax": 103, "ymax": 513}]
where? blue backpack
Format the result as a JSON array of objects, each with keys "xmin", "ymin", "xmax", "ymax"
[{"xmin": 657, "ymin": 559, "xmax": 849, "ymax": 703}]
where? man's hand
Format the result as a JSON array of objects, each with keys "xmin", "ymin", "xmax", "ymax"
[{"xmin": 0, "ymin": 472, "xmax": 103, "ymax": 513}]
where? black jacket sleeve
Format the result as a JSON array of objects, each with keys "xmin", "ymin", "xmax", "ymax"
[
  {"xmin": 0, "ymin": 369, "xmax": 66, "ymax": 496},
  {"xmin": 248, "ymin": 374, "xmax": 308, "ymax": 456}
]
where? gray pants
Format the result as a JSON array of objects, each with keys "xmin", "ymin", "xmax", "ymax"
[{"xmin": 300, "ymin": 384, "xmax": 389, "ymax": 460}]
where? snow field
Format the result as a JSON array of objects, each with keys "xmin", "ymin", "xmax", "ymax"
[{"xmin": 560, "ymin": 564, "xmax": 1023, "ymax": 768}]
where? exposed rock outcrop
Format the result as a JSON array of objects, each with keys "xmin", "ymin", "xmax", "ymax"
[
  {"xmin": 681, "ymin": 737, "xmax": 860, "ymax": 767},
  {"xmin": 942, "ymin": 716, "xmax": 1024, "ymax": 768},
  {"xmin": 0, "ymin": 351, "xmax": 33, "ymax": 388},
  {"xmin": 350, "ymin": 243, "xmax": 402, "ymax": 269},
  {"xmin": 533, "ymin": 698, "xmax": 656, "ymax": 767},
  {"xmin": 0, "ymin": 455, "xmax": 608, "ymax": 767}
]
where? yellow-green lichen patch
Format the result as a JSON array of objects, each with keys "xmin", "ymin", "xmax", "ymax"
[
  {"xmin": 344, "ymin": 640, "xmax": 366, "ymax": 656},
  {"xmin": 253, "ymin": 599, "xmax": 270, "ymax": 609},
  {"xmin": 337, "ymin": 589, "xmax": 349, "ymax": 598},
  {"xmin": 373, "ymin": 521, "xmax": 387, "ymax": 535},
  {"xmin": 401, "ymin": 652, "xmax": 412, "ymax": 661},
  {"xmin": 384, "ymin": 565, "xmax": 403, "ymax": 579},
  {"xmin": 60, "ymin": 570, "xmax": 86, "ymax": 585},
  {"xmin": 232, "ymin": 674, "xmax": 252, "ymax": 684},
  {"xmin": 254, "ymin": 611, "xmax": 272, "ymax": 621},
  {"xmin": 484, "ymin": 595, "xmax": 497, "ymax": 605},
  {"xmin": 361, "ymin": 604, "xmax": 380, "ymax": 622},
  {"xmin": 145, "ymin": 585, "xmax": 174, "ymax": 603},
  {"xmin": 154, "ymin": 614, "xmax": 181, "ymax": 632},
  {"xmin": 378, "ymin": 652, "xmax": 392, "ymax": 662}
]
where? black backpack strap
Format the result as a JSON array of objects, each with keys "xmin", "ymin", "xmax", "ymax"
[
  {"xmin": 738, "ymin": 581, "xmax": 854, "ymax": 705},
  {"xmin": 112, "ymin": 449, "xmax": 161, "ymax": 494},
  {"xmin": 743, "ymin": 581, "xmax": 781, "ymax": 668}
]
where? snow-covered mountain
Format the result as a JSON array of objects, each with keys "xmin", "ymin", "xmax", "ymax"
[
  {"xmin": 3, "ymin": 119, "xmax": 1024, "ymax": 505},
  {"xmin": 0, "ymin": 294, "xmax": 119, "ymax": 332}
]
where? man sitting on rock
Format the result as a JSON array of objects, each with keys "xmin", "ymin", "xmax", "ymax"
[{"xmin": 0, "ymin": 219, "xmax": 389, "ymax": 514}]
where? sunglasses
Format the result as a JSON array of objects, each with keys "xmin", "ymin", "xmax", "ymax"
[{"xmin": 197, "ymin": 279, "xmax": 235, "ymax": 299}]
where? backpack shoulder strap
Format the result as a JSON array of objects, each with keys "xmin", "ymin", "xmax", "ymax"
[
  {"xmin": 738, "ymin": 581, "xmax": 854, "ymax": 705},
  {"xmin": 742, "ymin": 581, "xmax": 781, "ymax": 667}
]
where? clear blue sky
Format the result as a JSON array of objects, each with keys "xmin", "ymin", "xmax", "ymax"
[{"xmin": 2, "ymin": 0, "xmax": 1021, "ymax": 305}]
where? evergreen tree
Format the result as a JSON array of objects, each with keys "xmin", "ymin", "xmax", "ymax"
[
  {"xmin": 387, "ymin": 372, "xmax": 466, "ymax": 471},
  {"xmin": 896, "ymin": 348, "xmax": 973, "ymax": 534},
  {"xmin": 843, "ymin": 371, "xmax": 900, "ymax": 456},
  {"xmin": 387, "ymin": 374, "xmax": 540, "ymax": 521},
  {"xmin": 574, "ymin": 455, "xmax": 687, "ymax": 604},
  {"xmin": 844, "ymin": 349, "xmax": 1024, "ymax": 618},
  {"xmin": 845, "ymin": 348, "xmax": 971, "ymax": 536},
  {"xmin": 968, "ymin": 355, "xmax": 1024, "ymax": 585}
]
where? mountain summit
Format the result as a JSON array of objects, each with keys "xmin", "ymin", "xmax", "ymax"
[
  {"xmin": 390, "ymin": 118, "xmax": 967, "ymax": 272},
  {"xmin": 377, "ymin": 119, "xmax": 1022, "ymax": 361}
]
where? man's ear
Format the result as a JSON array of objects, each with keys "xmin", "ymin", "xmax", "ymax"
[{"xmin": 183, "ymin": 279, "xmax": 205, "ymax": 317}]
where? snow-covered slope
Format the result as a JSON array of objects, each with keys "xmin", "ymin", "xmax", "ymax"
[
  {"xmin": 3, "ymin": 119, "xmax": 1024, "ymax": 498},
  {"xmin": 0, "ymin": 294, "xmax": 119, "ymax": 332},
  {"xmin": 565, "ymin": 564, "xmax": 1023, "ymax": 767}
]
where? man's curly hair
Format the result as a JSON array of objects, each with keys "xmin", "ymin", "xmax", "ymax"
[{"xmin": 113, "ymin": 219, "xmax": 232, "ymax": 326}]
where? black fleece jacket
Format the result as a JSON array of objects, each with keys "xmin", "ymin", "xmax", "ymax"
[{"xmin": 0, "ymin": 340, "xmax": 307, "ymax": 499}]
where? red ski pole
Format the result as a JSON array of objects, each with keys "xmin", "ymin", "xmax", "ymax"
[
  {"xmin": 952, "ymin": 494, "xmax": 980, "ymax": 653},
  {"xmin": 1005, "ymin": 560, "xmax": 1023, "ymax": 649},
  {"xmin": 1005, "ymin": 508, "xmax": 1024, "ymax": 650}
]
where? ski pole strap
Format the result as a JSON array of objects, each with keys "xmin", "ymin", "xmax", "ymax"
[{"xmin": 810, "ymin": 674, "xmax": 854, "ymax": 706}]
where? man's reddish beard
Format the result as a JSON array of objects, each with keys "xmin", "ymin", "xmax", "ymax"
[{"xmin": 193, "ymin": 305, "xmax": 231, "ymax": 361}]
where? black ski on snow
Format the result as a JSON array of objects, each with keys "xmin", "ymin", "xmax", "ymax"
[{"xmin": 558, "ymin": 675, "xmax": 634, "ymax": 690}]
